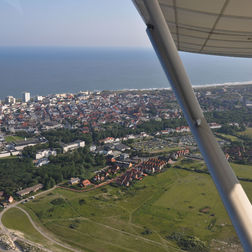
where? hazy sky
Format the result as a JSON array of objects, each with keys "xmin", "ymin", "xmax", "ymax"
[{"xmin": 0, "ymin": 0, "xmax": 151, "ymax": 47}]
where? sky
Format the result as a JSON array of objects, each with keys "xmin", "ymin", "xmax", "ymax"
[
  {"xmin": 0, "ymin": 0, "xmax": 151, "ymax": 47},
  {"xmin": 1, "ymin": 0, "xmax": 252, "ymax": 88}
]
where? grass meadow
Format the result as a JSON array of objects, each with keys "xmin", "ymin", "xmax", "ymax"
[
  {"xmin": 2, "ymin": 207, "xmax": 72, "ymax": 252},
  {"xmin": 12, "ymin": 160, "xmax": 251, "ymax": 251}
]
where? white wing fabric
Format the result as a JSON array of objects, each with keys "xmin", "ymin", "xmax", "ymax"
[{"xmin": 133, "ymin": 0, "xmax": 252, "ymax": 57}]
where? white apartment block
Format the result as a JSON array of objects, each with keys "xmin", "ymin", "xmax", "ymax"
[
  {"xmin": 35, "ymin": 149, "xmax": 57, "ymax": 160},
  {"xmin": 63, "ymin": 140, "xmax": 85, "ymax": 153},
  {"xmin": 5, "ymin": 96, "xmax": 16, "ymax": 105},
  {"xmin": 22, "ymin": 92, "xmax": 31, "ymax": 103}
]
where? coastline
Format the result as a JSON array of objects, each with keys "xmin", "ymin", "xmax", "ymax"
[
  {"xmin": 113, "ymin": 80, "xmax": 252, "ymax": 92},
  {"xmin": 192, "ymin": 80, "xmax": 252, "ymax": 89},
  {"xmin": 1, "ymin": 81, "xmax": 252, "ymax": 101}
]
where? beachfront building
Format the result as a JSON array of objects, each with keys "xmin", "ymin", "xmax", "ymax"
[
  {"xmin": 5, "ymin": 96, "xmax": 16, "ymax": 105},
  {"xmin": 22, "ymin": 92, "xmax": 31, "ymax": 103}
]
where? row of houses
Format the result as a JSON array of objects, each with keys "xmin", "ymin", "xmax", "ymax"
[
  {"xmin": 116, "ymin": 157, "xmax": 167, "ymax": 187},
  {"xmin": 92, "ymin": 165, "xmax": 121, "ymax": 184},
  {"xmin": 116, "ymin": 149, "xmax": 191, "ymax": 187},
  {"xmin": 91, "ymin": 161, "xmax": 132, "ymax": 184}
]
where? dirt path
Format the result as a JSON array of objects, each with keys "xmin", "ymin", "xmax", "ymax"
[
  {"xmin": 57, "ymin": 178, "xmax": 115, "ymax": 193},
  {"xmin": 45, "ymin": 216, "xmax": 182, "ymax": 251},
  {"xmin": 15, "ymin": 207, "xmax": 80, "ymax": 252},
  {"xmin": 0, "ymin": 186, "xmax": 77, "ymax": 252}
]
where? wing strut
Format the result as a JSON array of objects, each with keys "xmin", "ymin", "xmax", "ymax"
[{"xmin": 140, "ymin": 0, "xmax": 252, "ymax": 250}]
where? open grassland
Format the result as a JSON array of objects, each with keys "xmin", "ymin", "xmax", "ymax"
[
  {"xmin": 15, "ymin": 163, "xmax": 250, "ymax": 251},
  {"xmin": 2, "ymin": 207, "xmax": 48, "ymax": 244},
  {"xmin": 231, "ymin": 163, "xmax": 252, "ymax": 180},
  {"xmin": 239, "ymin": 127, "xmax": 252, "ymax": 138},
  {"xmin": 216, "ymin": 133, "xmax": 241, "ymax": 142},
  {"xmin": 2, "ymin": 207, "xmax": 71, "ymax": 252},
  {"xmin": 4, "ymin": 135, "xmax": 25, "ymax": 143},
  {"xmin": 0, "ymin": 155, "xmax": 19, "ymax": 160},
  {"xmin": 179, "ymin": 158, "xmax": 252, "ymax": 181}
]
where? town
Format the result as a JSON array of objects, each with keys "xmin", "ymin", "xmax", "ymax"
[
  {"xmin": 0, "ymin": 84, "xmax": 251, "ymax": 251},
  {"xmin": 0, "ymin": 84, "xmax": 251, "ymax": 198}
]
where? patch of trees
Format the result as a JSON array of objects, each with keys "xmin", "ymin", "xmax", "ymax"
[
  {"xmin": 42, "ymin": 128, "xmax": 92, "ymax": 146},
  {"xmin": 79, "ymin": 199, "xmax": 86, "ymax": 205},
  {"xmin": 0, "ymin": 158, "xmax": 36, "ymax": 196},
  {"xmin": 205, "ymin": 109, "xmax": 252, "ymax": 125},
  {"xmin": 141, "ymin": 228, "xmax": 152, "ymax": 235},
  {"xmin": 217, "ymin": 124, "xmax": 244, "ymax": 135},
  {"xmin": 92, "ymin": 123, "xmax": 134, "ymax": 143},
  {"xmin": 0, "ymin": 147, "xmax": 106, "ymax": 195},
  {"xmin": 167, "ymin": 232, "xmax": 208, "ymax": 252},
  {"xmin": 15, "ymin": 131, "xmax": 35, "ymax": 139},
  {"xmin": 137, "ymin": 118, "xmax": 186, "ymax": 134},
  {"xmin": 22, "ymin": 143, "xmax": 49, "ymax": 159},
  {"xmin": 91, "ymin": 119, "xmax": 187, "ymax": 142}
]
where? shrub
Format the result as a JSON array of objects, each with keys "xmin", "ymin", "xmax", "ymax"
[
  {"xmin": 167, "ymin": 232, "xmax": 208, "ymax": 252},
  {"xmin": 79, "ymin": 199, "xmax": 86, "ymax": 205},
  {"xmin": 101, "ymin": 188, "xmax": 108, "ymax": 193},
  {"xmin": 69, "ymin": 223, "xmax": 78, "ymax": 229},
  {"xmin": 50, "ymin": 198, "xmax": 65, "ymax": 205},
  {"xmin": 141, "ymin": 228, "xmax": 152, "ymax": 235}
]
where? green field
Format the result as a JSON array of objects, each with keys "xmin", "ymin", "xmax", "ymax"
[
  {"xmin": 179, "ymin": 159, "xmax": 252, "ymax": 182},
  {"xmin": 2, "ymin": 207, "xmax": 71, "ymax": 252},
  {"xmin": 2, "ymin": 208, "xmax": 49, "ymax": 243},
  {"xmin": 13, "ymin": 162, "xmax": 249, "ymax": 252},
  {"xmin": 231, "ymin": 163, "xmax": 252, "ymax": 180},
  {"xmin": 239, "ymin": 127, "xmax": 252, "ymax": 138},
  {"xmin": 217, "ymin": 133, "xmax": 240, "ymax": 142},
  {"xmin": 4, "ymin": 135, "xmax": 25, "ymax": 143},
  {"xmin": 0, "ymin": 155, "xmax": 19, "ymax": 160}
]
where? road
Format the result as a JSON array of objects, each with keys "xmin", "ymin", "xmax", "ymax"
[
  {"xmin": 15, "ymin": 206, "xmax": 80, "ymax": 252},
  {"xmin": 0, "ymin": 186, "xmax": 80, "ymax": 252}
]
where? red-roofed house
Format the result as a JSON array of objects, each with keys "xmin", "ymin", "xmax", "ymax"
[{"xmin": 82, "ymin": 179, "xmax": 92, "ymax": 188}]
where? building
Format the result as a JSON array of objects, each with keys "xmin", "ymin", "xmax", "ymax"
[
  {"xmin": 35, "ymin": 149, "xmax": 56, "ymax": 160},
  {"xmin": 14, "ymin": 138, "xmax": 41, "ymax": 151},
  {"xmin": 7, "ymin": 196, "xmax": 14, "ymax": 203},
  {"xmin": 120, "ymin": 153, "xmax": 130, "ymax": 160},
  {"xmin": 16, "ymin": 184, "xmax": 43, "ymax": 197},
  {"xmin": 22, "ymin": 92, "xmax": 30, "ymax": 103},
  {"xmin": 82, "ymin": 179, "xmax": 92, "ymax": 187},
  {"xmin": 209, "ymin": 123, "xmax": 222, "ymax": 129},
  {"xmin": 69, "ymin": 177, "xmax": 80, "ymax": 185},
  {"xmin": 5, "ymin": 96, "xmax": 16, "ymax": 105},
  {"xmin": 90, "ymin": 145, "xmax": 97, "ymax": 152},
  {"xmin": 35, "ymin": 158, "xmax": 50, "ymax": 167},
  {"xmin": 63, "ymin": 140, "xmax": 85, "ymax": 153},
  {"xmin": 36, "ymin": 95, "xmax": 44, "ymax": 102},
  {"xmin": 0, "ymin": 151, "xmax": 11, "ymax": 158}
]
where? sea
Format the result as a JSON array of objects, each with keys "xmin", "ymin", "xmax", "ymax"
[{"xmin": 1, "ymin": 47, "xmax": 252, "ymax": 99}]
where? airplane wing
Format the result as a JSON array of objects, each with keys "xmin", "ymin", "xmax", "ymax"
[
  {"xmin": 132, "ymin": 1, "xmax": 252, "ymax": 251},
  {"xmin": 133, "ymin": 0, "xmax": 252, "ymax": 57}
]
